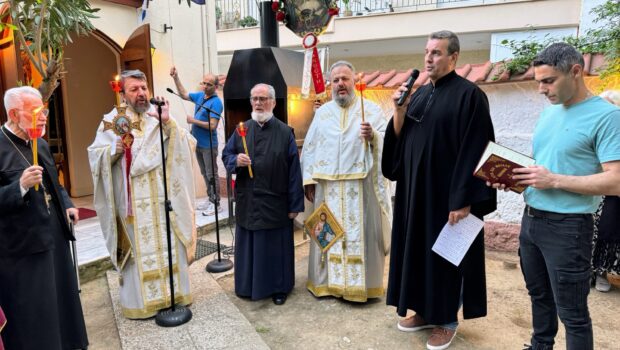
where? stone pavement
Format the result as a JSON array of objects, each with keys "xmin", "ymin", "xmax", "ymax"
[{"xmin": 80, "ymin": 223, "xmax": 620, "ymax": 350}]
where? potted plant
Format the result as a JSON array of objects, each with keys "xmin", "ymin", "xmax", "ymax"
[
  {"xmin": 215, "ymin": 6, "xmax": 222, "ymax": 29},
  {"xmin": 342, "ymin": 0, "xmax": 353, "ymax": 16},
  {"xmin": 239, "ymin": 15, "xmax": 258, "ymax": 28}
]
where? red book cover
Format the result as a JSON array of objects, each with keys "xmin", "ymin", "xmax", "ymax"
[{"xmin": 473, "ymin": 141, "xmax": 535, "ymax": 194}]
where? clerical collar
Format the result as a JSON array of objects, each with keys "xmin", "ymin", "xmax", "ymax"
[
  {"xmin": 2, "ymin": 124, "xmax": 29, "ymax": 145},
  {"xmin": 432, "ymin": 70, "xmax": 458, "ymax": 88}
]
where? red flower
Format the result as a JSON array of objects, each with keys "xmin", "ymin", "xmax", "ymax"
[
  {"xmin": 328, "ymin": 8, "xmax": 339, "ymax": 16},
  {"xmin": 276, "ymin": 11, "xmax": 285, "ymax": 21},
  {"xmin": 271, "ymin": 1, "xmax": 279, "ymax": 12}
]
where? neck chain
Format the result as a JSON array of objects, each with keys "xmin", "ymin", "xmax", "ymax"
[{"xmin": 1, "ymin": 126, "xmax": 52, "ymax": 214}]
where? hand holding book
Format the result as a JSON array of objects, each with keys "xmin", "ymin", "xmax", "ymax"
[{"xmin": 474, "ymin": 141, "xmax": 535, "ymax": 193}]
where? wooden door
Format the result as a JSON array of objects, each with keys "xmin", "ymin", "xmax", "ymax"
[{"xmin": 120, "ymin": 24, "xmax": 153, "ymax": 92}]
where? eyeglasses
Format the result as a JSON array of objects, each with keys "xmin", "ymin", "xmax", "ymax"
[
  {"xmin": 250, "ymin": 96, "xmax": 272, "ymax": 103},
  {"xmin": 200, "ymin": 81, "xmax": 215, "ymax": 86},
  {"xmin": 19, "ymin": 108, "xmax": 50, "ymax": 117},
  {"xmin": 410, "ymin": 88, "xmax": 435, "ymax": 123}
]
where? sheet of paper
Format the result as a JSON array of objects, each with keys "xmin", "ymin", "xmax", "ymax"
[{"xmin": 431, "ymin": 214, "xmax": 485, "ymax": 266}]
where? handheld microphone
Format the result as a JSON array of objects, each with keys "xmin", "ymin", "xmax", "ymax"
[
  {"xmin": 396, "ymin": 69, "xmax": 420, "ymax": 106},
  {"xmin": 149, "ymin": 97, "xmax": 165, "ymax": 106}
]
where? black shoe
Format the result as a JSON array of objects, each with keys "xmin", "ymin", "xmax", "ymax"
[{"xmin": 272, "ymin": 293, "xmax": 287, "ymax": 305}]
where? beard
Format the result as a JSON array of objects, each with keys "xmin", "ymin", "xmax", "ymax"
[
  {"xmin": 251, "ymin": 111, "xmax": 273, "ymax": 123},
  {"xmin": 16, "ymin": 119, "xmax": 46, "ymax": 139},
  {"xmin": 333, "ymin": 91, "xmax": 354, "ymax": 108},
  {"xmin": 127, "ymin": 98, "xmax": 150, "ymax": 114}
]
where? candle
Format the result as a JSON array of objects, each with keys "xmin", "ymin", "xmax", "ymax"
[
  {"xmin": 30, "ymin": 105, "xmax": 44, "ymax": 190},
  {"xmin": 355, "ymin": 73, "xmax": 367, "ymax": 123},
  {"xmin": 109, "ymin": 75, "xmax": 122, "ymax": 107},
  {"xmin": 237, "ymin": 122, "xmax": 254, "ymax": 178}
]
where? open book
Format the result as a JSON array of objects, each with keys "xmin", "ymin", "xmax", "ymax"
[{"xmin": 474, "ymin": 141, "xmax": 535, "ymax": 194}]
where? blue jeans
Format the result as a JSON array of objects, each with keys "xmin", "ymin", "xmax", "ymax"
[{"xmin": 519, "ymin": 208, "xmax": 594, "ymax": 350}]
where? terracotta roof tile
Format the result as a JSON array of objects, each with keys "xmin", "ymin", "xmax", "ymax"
[
  {"xmin": 467, "ymin": 62, "xmax": 493, "ymax": 83},
  {"xmin": 455, "ymin": 64, "xmax": 472, "ymax": 78},
  {"xmin": 368, "ymin": 69, "xmax": 396, "ymax": 87},
  {"xmin": 384, "ymin": 68, "xmax": 413, "ymax": 88},
  {"xmin": 218, "ymin": 54, "xmax": 606, "ymax": 89}
]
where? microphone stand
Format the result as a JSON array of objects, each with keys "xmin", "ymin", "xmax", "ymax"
[
  {"xmin": 153, "ymin": 101, "xmax": 192, "ymax": 327},
  {"xmin": 167, "ymin": 88, "xmax": 233, "ymax": 273}
]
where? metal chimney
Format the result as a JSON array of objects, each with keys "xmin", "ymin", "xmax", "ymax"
[{"xmin": 260, "ymin": 0, "xmax": 279, "ymax": 47}]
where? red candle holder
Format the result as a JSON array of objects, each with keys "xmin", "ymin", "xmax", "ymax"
[{"xmin": 27, "ymin": 127, "xmax": 43, "ymax": 139}]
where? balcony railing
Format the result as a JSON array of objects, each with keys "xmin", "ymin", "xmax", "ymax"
[{"xmin": 215, "ymin": 0, "xmax": 512, "ymax": 30}]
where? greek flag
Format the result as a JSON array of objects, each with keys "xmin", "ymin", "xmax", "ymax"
[{"xmin": 139, "ymin": 0, "xmax": 148, "ymax": 22}]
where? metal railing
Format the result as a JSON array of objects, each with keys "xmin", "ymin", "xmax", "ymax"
[{"xmin": 215, "ymin": 0, "xmax": 513, "ymax": 30}]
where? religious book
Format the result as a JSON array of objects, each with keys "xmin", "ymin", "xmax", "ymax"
[{"xmin": 474, "ymin": 141, "xmax": 535, "ymax": 194}]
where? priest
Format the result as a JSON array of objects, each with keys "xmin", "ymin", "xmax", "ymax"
[
  {"xmin": 222, "ymin": 83, "xmax": 304, "ymax": 305},
  {"xmin": 383, "ymin": 31, "xmax": 496, "ymax": 350},
  {"xmin": 302, "ymin": 61, "xmax": 392, "ymax": 302},
  {"xmin": 88, "ymin": 70, "xmax": 197, "ymax": 319},
  {"xmin": 0, "ymin": 86, "xmax": 88, "ymax": 349}
]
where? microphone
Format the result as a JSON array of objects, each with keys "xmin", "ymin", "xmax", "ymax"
[
  {"xmin": 396, "ymin": 69, "xmax": 420, "ymax": 106},
  {"xmin": 166, "ymin": 87, "xmax": 177, "ymax": 96},
  {"xmin": 149, "ymin": 97, "xmax": 165, "ymax": 106}
]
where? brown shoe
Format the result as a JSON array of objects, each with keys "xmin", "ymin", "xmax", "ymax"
[
  {"xmin": 397, "ymin": 314, "xmax": 434, "ymax": 332},
  {"xmin": 426, "ymin": 327, "xmax": 456, "ymax": 350}
]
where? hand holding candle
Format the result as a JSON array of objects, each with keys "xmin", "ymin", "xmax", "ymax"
[{"xmin": 236, "ymin": 122, "xmax": 254, "ymax": 178}]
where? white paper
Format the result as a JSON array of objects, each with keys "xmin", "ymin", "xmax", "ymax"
[{"xmin": 432, "ymin": 214, "xmax": 485, "ymax": 266}]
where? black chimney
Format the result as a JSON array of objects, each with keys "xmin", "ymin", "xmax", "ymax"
[{"xmin": 260, "ymin": 1, "xmax": 279, "ymax": 47}]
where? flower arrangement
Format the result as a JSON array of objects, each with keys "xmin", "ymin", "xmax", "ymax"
[{"xmin": 271, "ymin": 0, "xmax": 340, "ymax": 23}]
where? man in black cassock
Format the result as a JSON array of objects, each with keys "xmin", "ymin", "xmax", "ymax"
[
  {"xmin": 382, "ymin": 30, "xmax": 496, "ymax": 350},
  {"xmin": 222, "ymin": 83, "xmax": 304, "ymax": 305},
  {"xmin": 0, "ymin": 87, "xmax": 88, "ymax": 349}
]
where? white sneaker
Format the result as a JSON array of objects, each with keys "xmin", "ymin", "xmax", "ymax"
[
  {"xmin": 595, "ymin": 274, "xmax": 611, "ymax": 292},
  {"xmin": 196, "ymin": 201, "xmax": 209, "ymax": 211},
  {"xmin": 203, "ymin": 204, "xmax": 223, "ymax": 216}
]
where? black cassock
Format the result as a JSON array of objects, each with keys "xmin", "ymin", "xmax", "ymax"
[
  {"xmin": 382, "ymin": 71, "xmax": 497, "ymax": 325},
  {"xmin": 0, "ymin": 126, "xmax": 88, "ymax": 349},
  {"xmin": 222, "ymin": 118, "xmax": 304, "ymax": 300}
]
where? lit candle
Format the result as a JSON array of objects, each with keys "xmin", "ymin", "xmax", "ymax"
[
  {"xmin": 30, "ymin": 105, "xmax": 44, "ymax": 190},
  {"xmin": 236, "ymin": 122, "xmax": 254, "ymax": 178},
  {"xmin": 355, "ymin": 73, "xmax": 367, "ymax": 123},
  {"xmin": 109, "ymin": 75, "xmax": 122, "ymax": 107}
]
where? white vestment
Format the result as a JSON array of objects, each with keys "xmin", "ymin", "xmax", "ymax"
[
  {"xmin": 301, "ymin": 97, "xmax": 392, "ymax": 302},
  {"xmin": 88, "ymin": 106, "xmax": 197, "ymax": 319}
]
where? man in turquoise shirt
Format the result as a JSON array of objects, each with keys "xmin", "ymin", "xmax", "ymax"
[
  {"xmin": 491, "ymin": 43, "xmax": 620, "ymax": 350},
  {"xmin": 170, "ymin": 67, "xmax": 224, "ymax": 216}
]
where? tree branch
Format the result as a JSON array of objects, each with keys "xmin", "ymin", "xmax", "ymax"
[
  {"xmin": 9, "ymin": 0, "xmax": 44, "ymax": 75},
  {"xmin": 35, "ymin": 0, "xmax": 48, "ymax": 75}
]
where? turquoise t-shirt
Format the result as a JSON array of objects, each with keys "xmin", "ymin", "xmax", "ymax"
[
  {"xmin": 189, "ymin": 91, "xmax": 223, "ymax": 149},
  {"xmin": 524, "ymin": 96, "xmax": 620, "ymax": 213}
]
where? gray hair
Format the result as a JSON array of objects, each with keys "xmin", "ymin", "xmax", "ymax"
[
  {"xmin": 600, "ymin": 90, "xmax": 620, "ymax": 106},
  {"xmin": 120, "ymin": 69, "xmax": 147, "ymax": 91},
  {"xmin": 429, "ymin": 30, "xmax": 460, "ymax": 55},
  {"xmin": 533, "ymin": 42, "xmax": 584, "ymax": 74},
  {"xmin": 250, "ymin": 83, "xmax": 276, "ymax": 99},
  {"xmin": 4, "ymin": 86, "xmax": 42, "ymax": 113},
  {"xmin": 329, "ymin": 60, "xmax": 356, "ymax": 76}
]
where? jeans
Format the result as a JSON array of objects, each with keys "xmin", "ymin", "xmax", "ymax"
[
  {"xmin": 519, "ymin": 208, "xmax": 594, "ymax": 350},
  {"xmin": 196, "ymin": 147, "xmax": 220, "ymax": 205}
]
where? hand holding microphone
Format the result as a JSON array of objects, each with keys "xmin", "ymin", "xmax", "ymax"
[{"xmin": 396, "ymin": 69, "xmax": 420, "ymax": 106}]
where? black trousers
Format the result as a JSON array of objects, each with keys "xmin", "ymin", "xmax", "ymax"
[{"xmin": 519, "ymin": 208, "xmax": 593, "ymax": 350}]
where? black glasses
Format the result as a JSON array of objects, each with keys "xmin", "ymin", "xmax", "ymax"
[
  {"xmin": 200, "ymin": 81, "xmax": 215, "ymax": 86},
  {"xmin": 410, "ymin": 88, "xmax": 435, "ymax": 123}
]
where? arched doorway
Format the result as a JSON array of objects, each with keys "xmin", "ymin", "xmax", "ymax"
[{"xmin": 61, "ymin": 25, "xmax": 152, "ymax": 197}]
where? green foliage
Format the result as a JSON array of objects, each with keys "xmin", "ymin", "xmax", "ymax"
[
  {"xmin": 0, "ymin": 0, "xmax": 99, "ymax": 101},
  {"xmin": 500, "ymin": 0, "xmax": 619, "ymax": 81},
  {"xmin": 239, "ymin": 15, "xmax": 257, "ymax": 28},
  {"xmin": 215, "ymin": 6, "xmax": 222, "ymax": 20}
]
